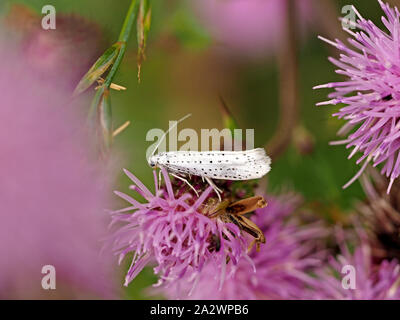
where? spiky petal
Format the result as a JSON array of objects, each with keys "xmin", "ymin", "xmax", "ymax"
[
  {"xmin": 315, "ymin": 1, "xmax": 400, "ymax": 193},
  {"xmin": 108, "ymin": 168, "xmax": 250, "ymax": 291},
  {"xmin": 158, "ymin": 194, "xmax": 329, "ymax": 299}
]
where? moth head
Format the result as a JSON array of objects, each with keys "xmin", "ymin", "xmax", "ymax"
[{"xmin": 148, "ymin": 155, "xmax": 158, "ymax": 168}]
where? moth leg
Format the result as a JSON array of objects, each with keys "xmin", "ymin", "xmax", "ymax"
[
  {"xmin": 205, "ymin": 177, "xmax": 223, "ymax": 193},
  {"xmin": 158, "ymin": 169, "xmax": 162, "ymax": 194},
  {"xmin": 171, "ymin": 173, "xmax": 199, "ymax": 198},
  {"xmin": 205, "ymin": 177, "xmax": 222, "ymax": 202}
]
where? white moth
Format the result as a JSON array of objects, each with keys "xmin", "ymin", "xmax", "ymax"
[{"xmin": 147, "ymin": 114, "xmax": 272, "ymax": 200}]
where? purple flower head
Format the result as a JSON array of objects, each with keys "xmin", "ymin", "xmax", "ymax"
[
  {"xmin": 109, "ymin": 168, "xmax": 251, "ymax": 292},
  {"xmin": 0, "ymin": 33, "xmax": 117, "ymax": 298},
  {"xmin": 311, "ymin": 226, "xmax": 400, "ymax": 300},
  {"xmin": 315, "ymin": 1, "xmax": 400, "ymax": 193},
  {"xmin": 193, "ymin": 0, "xmax": 314, "ymax": 58},
  {"xmin": 158, "ymin": 193, "xmax": 329, "ymax": 299}
]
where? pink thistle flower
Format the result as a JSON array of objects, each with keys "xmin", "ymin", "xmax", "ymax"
[
  {"xmin": 0, "ymin": 36, "xmax": 117, "ymax": 298},
  {"xmin": 315, "ymin": 1, "xmax": 400, "ymax": 193},
  {"xmin": 310, "ymin": 227, "xmax": 400, "ymax": 300},
  {"xmin": 109, "ymin": 168, "xmax": 251, "ymax": 292},
  {"xmin": 157, "ymin": 193, "xmax": 328, "ymax": 299},
  {"xmin": 193, "ymin": 0, "xmax": 313, "ymax": 58}
]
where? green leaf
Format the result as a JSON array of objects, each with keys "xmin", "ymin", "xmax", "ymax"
[
  {"xmin": 137, "ymin": 0, "xmax": 152, "ymax": 82},
  {"xmin": 99, "ymin": 88, "xmax": 113, "ymax": 149},
  {"xmin": 87, "ymin": 86, "xmax": 104, "ymax": 127},
  {"xmin": 73, "ymin": 42, "xmax": 121, "ymax": 96},
  {"xmin": 218, "ymin": 96, "xmax": 240, "ymax": 135}
]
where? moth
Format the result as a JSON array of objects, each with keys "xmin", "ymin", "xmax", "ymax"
[
  {"xmin": 204, "ymin": 196, "xmax": 267, "ymax": 252},
  {"xmin": 148, "ymin": 115, "xmax": 272, "ymax": 200}
]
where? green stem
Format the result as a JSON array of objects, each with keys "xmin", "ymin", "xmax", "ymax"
[
  {"xmin": 104, "ymin": 0, "xmax": 139, "ymax": 87},
  {"xmin": 119, "ymin": 0, "xmax": 139, "ymax": 42}
]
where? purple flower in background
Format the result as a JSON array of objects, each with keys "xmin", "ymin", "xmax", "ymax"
[
  {"xmin": 159, "ymin": 194, "xmax": 328, "ymax": 299},
  {"xmin": 109, "ymin": 168, "xmax": 251, "ymax": 292},
  {"xmin": 193, "ymin": 0, "xmax": 313, "ymax": 58},
  {"xmin": 315, "ymin": 1, "xmax": 400, "ymax": 193},
  {"xmin": 311, "ymin": 227, "xmax": 400, "ymax": 300},
  {"xmin": 5, "ymin": 4, "xmax": 105, "ymax": 90},
  {"xmin": 0, "ymin": 35, "xmax": 117, "ymax": 298}
]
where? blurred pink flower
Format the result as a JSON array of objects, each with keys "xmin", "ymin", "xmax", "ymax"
[
  {"xmin": 194, "ymin": 0, "xmax": 313, "ymax": 58},
  {"xmin": 310, "ymin": 227, "xmax": 400, "ymax": 300},
  {"xmin": 5, "ymin": 4, "xmax": 105, "ymax": 90},
  {"xmin": 159, "ymin": 193, "xmax": 328, "ymax": 299},
  {"xmin": 109, "ymin": 168, "xmax": 251, "ymax": 293},
  {"xmin": 0, "ymin": 35, "xmax": 117, "ymax": 299}
]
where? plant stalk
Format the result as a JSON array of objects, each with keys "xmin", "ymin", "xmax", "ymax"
[{"xmin": 104, "ymin": 0, "xmax": 139, "ymax": 87}]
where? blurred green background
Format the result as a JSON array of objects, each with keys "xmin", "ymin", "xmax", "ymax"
[{"xmin": 1, "ymin": 0, "xmax": 396, "ymax": 299}]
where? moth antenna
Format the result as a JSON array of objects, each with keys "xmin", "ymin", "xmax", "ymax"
[{"xmin": 148, "ymin": 113, "xmax": 192, "ymax": 161}]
